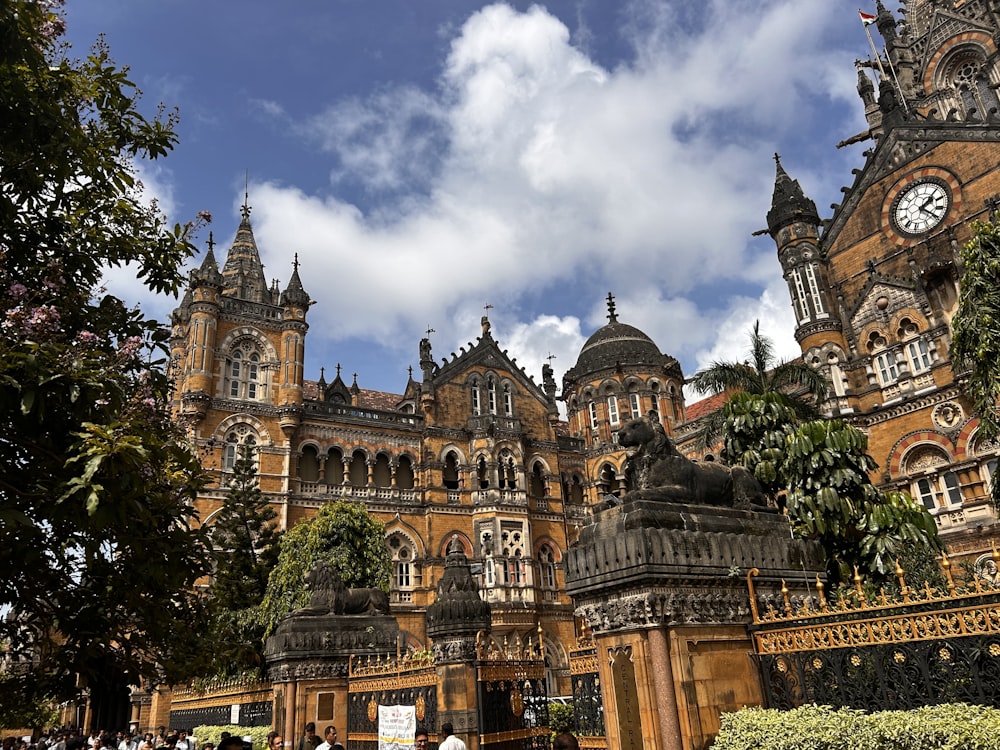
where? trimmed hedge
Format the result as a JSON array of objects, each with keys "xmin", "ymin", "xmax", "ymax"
[
  {"xmin": 193, "ymin": 726, "xmax": 272, "ymax": 750},
  {"xmin": 713, "ymin": 703, "xmax": 1000, "ymax": 750}
]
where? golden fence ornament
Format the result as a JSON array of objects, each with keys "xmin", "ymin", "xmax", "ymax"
[{"xmin": 746, "ymin": 549, "xmax": 1000, "ymax": 656}]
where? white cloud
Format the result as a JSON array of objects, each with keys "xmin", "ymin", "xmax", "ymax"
[{"xmin": 213, "ymin": 1, "xmax": 860, "ymax": 393}]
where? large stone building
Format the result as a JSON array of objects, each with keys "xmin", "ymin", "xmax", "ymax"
[
  {"xmin": 166, "ymin": 0, "xmax": 1000, "ymax": 727},
  {"xmin": 763, "ymin": 0, "xmax": 1000, "ymax": 556},
  {"xmin": 168, "ymin": 203, "xmax": 692, "ymax": 706}
]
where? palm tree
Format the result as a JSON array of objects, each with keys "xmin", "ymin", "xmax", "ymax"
[
  {"xmin": 689, "ymin": 320, "xmax": 828, "ymax": 415},
  {"xmin": 688, "ymin": 321, "xmax": 829, "ymax": 450}
]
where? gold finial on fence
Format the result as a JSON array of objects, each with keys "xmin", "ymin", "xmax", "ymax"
[
  {"xmin": 853, "ymin": 566, "xmax": 867, "ymax": 606},
  {"xmin": 816, "ymin": 575, "xmax": 828, "ymax": 612},
  {"xmin": 747, "ymin": 568, "xmax": 761, "ymax": 622},
  {"xmin": 781, "ymin": 579, "xmax": 791, "ymax": 615},
  {"xmin": 895, "ymin": 558, "xmax": 911, "ymax": 602},
  {"xmin": 941, "ymin": 550, "xmax": 957, "ymax": 595},
  {"xmin": 537, "ymin": 622, "xmax": 546, "ymax": 660}
]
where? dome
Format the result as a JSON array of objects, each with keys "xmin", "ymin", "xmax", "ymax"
[
  {"xmin": 571, "ymin": 320, "xmax": 665, "ymax": 376},
  {"xmin": 564, "ymin": 293, "xmax": 668, "ymax": 380}
]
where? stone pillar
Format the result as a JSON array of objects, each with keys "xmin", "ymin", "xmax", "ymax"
[
  {"xmin": 265, "ymin": 562, "xmax": 399, "ymax": 747},
  {"xmin": 426, "ymin": 537, "xmax": 493, "ymax": 750},
  {"xmin": 565, "ymin": 499, "xmax": 825, "ymax": 750}
]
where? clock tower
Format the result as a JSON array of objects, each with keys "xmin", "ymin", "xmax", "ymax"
[{"xmin": 769, "ymin": 0, "xmax": 1000, "ymax": 557}]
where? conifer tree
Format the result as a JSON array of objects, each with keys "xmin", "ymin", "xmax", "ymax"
[{"xmin": 205, "ymin": 444, "xmax": 281, "ymax": 676}]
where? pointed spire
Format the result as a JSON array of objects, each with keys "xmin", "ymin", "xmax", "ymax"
[
  {"xmin": 317, "ymin": 366, "xmax": 327, "ymax": 389},
  {"xmin": 766, "ymin": 154, "xmax": 820, "ymax": 234},
  {"xmin": 221, "ymin": 197, "xmax": 268, "ymax": 302},
  {"xmin": 875, "ymin": 0, "xmax": 897, "ymax": 44},
  {"xmin": 192, "ymin": 233, "xmax": 223, "ymax": 287},
  {"xmin": 606, "ymin": 292, "xmax": 618, "ymax": 323},
  {"xmin": 280, "ymin": 252, "xmax": 310, "ymax": 307},
  {"xmin": 856, "ymin": 61, "xmax": 876, "ymax": 107}
]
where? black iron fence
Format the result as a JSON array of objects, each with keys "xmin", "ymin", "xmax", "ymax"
[{"xmin": 748, "ymin": 558, "xmax": 1000, "ymax": 711}]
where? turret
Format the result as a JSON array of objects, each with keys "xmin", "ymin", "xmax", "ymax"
[
  {"xmin": 766, "ymin": 155, "xmax": 837, "ymax": 344},
  {"xmin": 278, "ymin": 255, "xmax": 309, "ymax": 409},
  {"xmin": 181, "ymin": 236, "xmax": 225, "ymax": 403}
]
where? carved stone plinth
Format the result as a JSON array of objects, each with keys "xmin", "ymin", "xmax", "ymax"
[
  {"xmin": 566, "ymin": 499, "xmax": 824, "ymax": 622},
  {"xmin": 565, "ymin": 499, "xmax": 825, "ymax": 750},
  {"xmin": 265, "ymin": 613, "xmax": 400, "ymax": 681}
]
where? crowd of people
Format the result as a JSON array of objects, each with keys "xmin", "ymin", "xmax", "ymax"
[
  {"xmin": 13, "ymin": 721, "xmax": 581, "ymax": 750},
  {"xmin": 8, "ymin": 727, "xmax": 211, "ymax": 750}
]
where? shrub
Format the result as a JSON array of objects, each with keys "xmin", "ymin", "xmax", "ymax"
[{"xmin": 713, "ymin": 703, "xmax": 1000, "ymax": 750}]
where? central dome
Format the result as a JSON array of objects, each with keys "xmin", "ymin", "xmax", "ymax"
[{"xmin": 572, "ymin": 320, "xmax": 664, "ymax": 376}]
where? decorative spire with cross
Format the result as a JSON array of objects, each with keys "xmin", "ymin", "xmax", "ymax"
[
  {"xmin": 336, "ymin": 363, "xmax": 342, "ymax": 378},
  {"xmin": 606, "ymin": 292, "xmax": 618, "ymax": 323},
  {"xmin": 426, "ymin": 325, "xmax": 436, "ymax": 337},
  {"xmin": 546, "ymin": 352, "xmax": 557, "ymax": 365},
  {"xmin": 293, "ymin": 252, "xmax": 300, "ymax": 272},
  {"xmin": 207, "ymin": 231, "xmax": 215, "ymax": 253}
]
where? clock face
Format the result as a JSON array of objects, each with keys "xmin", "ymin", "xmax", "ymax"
[{"xmin": 893, "ymin": 180, "xmax": 950, "ymax": 236}]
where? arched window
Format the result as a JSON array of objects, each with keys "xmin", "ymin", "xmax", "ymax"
[
  {"xmin": 867, "ymin": 332, "xmax": 898, "ymax": 386},
  {"xmin": 471, "ymin": 378, "xmax": 481, "ymax": 415},
  {"xmin": 388, "ymin": 533, "xmax": 417, "ymax": 602},
  {"xmin": 478, "ymin": 455, "xmax": 489, "ymax": 489},
  {"xmin": 529, "ymin": 462, "xmax": 545, "ymax": 498},
  {"xmin": 905, "ymin": 445, "xmax": 962, "ymax": 510},
  {"xmin": 588, "ymin": 402, "xmax": 598, "ymax": 430},
  {"xmin": 300, "ymin": 445, "xmax": 320, "ymax": 483},
  {"xmin": 325, "ymin": 447, "xmax": 345, "ymax": 484},
  {"xmin": 223, "ymin": 429, "xmax": 258, "ymax": 471},
  {"xmin": 538, "ymin": 544, "xmax": 556, "ymax": 589},
  {"xmin": 598, "ymin": 463, "xmax": 618, "ymax": 498},
  {"xmin": 607, "ymin": 396, "xmax": 620, "ymax": 427},
  {"xmin": 373, "ymin": 454, "xmax": 392, "ymax": 488},
  {"xmin": 397, "ymin": 456, "xmax": 415, "ymax": 490},
  {"xmin": 629, "ymin": 393, "xmax": 642, "ymax": 420},
  {"xmin": 225, "ymin": 343, "xmax": 265, "ymax": 401},
  {"xmin": 443, "ymin": 451, "xmax": 460, "ymax": 490},
  {"xmin": 349, "ymin": 450, "xmax": 367, "ymax": 486},
  {"xmin": 487, "ymin": 377, "xmax": 497, "ymax": 414},
  {"xmin": 503, "ymin": 383, "xmax": 513, "ymax": 416}
]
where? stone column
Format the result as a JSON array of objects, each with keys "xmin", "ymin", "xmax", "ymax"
[
  {"xmin": 426, "ymin": 536, "xmax": 493, "ymax": 750},
  {"xmin": 565, "ymin": 499, "xmax": 825, "ymax": 750}
]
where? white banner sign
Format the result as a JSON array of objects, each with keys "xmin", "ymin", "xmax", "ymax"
[{"xmin": 378, "ymin": 704, "xmax": 416, "ymax": 750}]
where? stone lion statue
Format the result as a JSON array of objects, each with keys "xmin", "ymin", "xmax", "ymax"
[
  {"xmin": 618, "ymin": 416, "xmax": 765, "ymax": 508},
  {"xmin": 290, "ymin": 560, "xmax": 391, "ymax": 617}
]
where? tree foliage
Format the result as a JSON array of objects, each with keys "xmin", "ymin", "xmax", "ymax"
[
  {"xmin": 257, "ymin": 499, "xmax": 391, "ymax": 636},
  {"xmin": 782, "ymin": 419, "xmax": 939, "ymax": 580},
  {"xmin": 718, "ymin": 392, "xmax": 940, "ymax": 582},
  {"xmin": 0, "ymin": 0, "xmax": 210, "ymax": 721},
  {"xmin": 951, "ymin": 220, "xmax": 1000, "ymax": 508},
  {"xmin": 204, "ymin": 445, "xmax": 281, "ymax": 677},
  {"xmin": 721, "ymin": 392, "xmax": 798, "ymax": 505},
  {"xmin": 690, "ymin": 320, "xmax": 828, "ymax": 447}
]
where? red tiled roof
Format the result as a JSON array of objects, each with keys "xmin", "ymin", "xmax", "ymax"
[
  {"xmin": 303, "ymin": 379, "xmax": 405, "ymax": 410},
  {"xmin": 683, "ymin": 391, "xmax": 728, "ymax": 422}
]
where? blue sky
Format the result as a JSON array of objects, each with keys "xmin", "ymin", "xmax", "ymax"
[{"xmin": 65, "ymin": 1, "xmax": 875, "ymax": 399}]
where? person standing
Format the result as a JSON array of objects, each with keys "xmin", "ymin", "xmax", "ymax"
[
  {"xmin": 296, "ymin": 724, "xmax": 318, "ymax": 750},
  {"xmin": 313, "ymin": 727, "xmax": 342, "ymax": 750},
  {"xmin": 552, "ymin": 734, "xmax": 580, "ymax": 750},
  {"xmin": 437, "ymin": 723, "xmax": 465, "ymax": 750}
]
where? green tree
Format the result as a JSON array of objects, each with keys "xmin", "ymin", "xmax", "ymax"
[
  {"xmin": 689, "ymin": 320, "xmax": 829, "ymax": 416},
  {"xmin": 951, "ymin": 220, "xmax": 1000, "ymax": 508},
  {"xmin": 0, "ymin": 0, "xmax": 210, "ymax": 722},
  {"xmin": 782, "ymin": 419, "xmax": 939, "ymax": 580},
  {"xmin": 205, "ymin": 445, "xmax": 281, "ymax": 676},
  {"xmin": 257, "ymin": 499, "xmax": 391, "ymax": 636},
  {"xmin": 720, "ymin": 392, "xmax": 798, "ymax": 505}
]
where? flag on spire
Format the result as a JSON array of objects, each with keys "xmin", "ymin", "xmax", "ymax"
[{"xmin": 859, "ymin": 9, "xmax": 877, "ymax": 25}]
